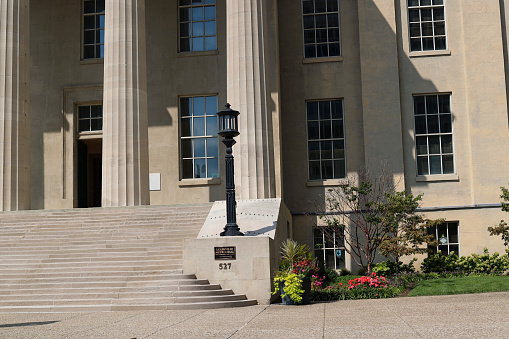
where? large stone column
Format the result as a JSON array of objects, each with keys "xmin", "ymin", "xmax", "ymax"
[
  {"xmin": 226, "ymin": 0, "xmax": 281, "ymax": 200},
  {"xmin": 102, "ymin": 0, "xmax": 149, "ymax": 207},
  {"xmin": 0, "ymin": 0, "xmax": 30, "ymax": 211}
]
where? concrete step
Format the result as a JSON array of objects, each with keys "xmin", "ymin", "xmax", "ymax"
[
  {"xmin": 0, "ymin": 204, "xmax": 256, "ymax": 311},
  {"xmin": 0, "ymin": 299, "xmax": 258, "ymax": 313}
]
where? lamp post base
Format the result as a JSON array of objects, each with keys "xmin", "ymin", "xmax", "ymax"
[{"xmin": 220, "ymin": 224, "xmax": 244, "ymax": 236}]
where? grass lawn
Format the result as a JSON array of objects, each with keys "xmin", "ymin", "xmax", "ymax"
[{"xmin": 409, "ymin": 275, "xmax": 509, "ymax": 297}]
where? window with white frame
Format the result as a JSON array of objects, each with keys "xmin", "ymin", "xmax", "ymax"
[
  {"xmin": 428, "ymin": 221, "xmax": 459, "ymax": 255},
  {"xmin": 302, "ymin": 0, "xmax": 341, "ymax": 58},
  {"xmin": 314, "ymin": 228, "xmax": 346, "ymax": 270},
  {"xmin": 408, "ymin": 0, "xmax": 447, "ymax": 52},
  {"xmin": 414, "ymin": 94, "xmax": 454, "ymax": 176},
  {"xmin": 83, "ymin": 0, "xmax": 105, "ymax": 59},
  {"xmin": 180, "ymin": 95, "xmax": 219, "ymax": 179},
  {"xmin": 78, "ymin": 105, "xmax": 103, "ymax": 132},
  {"xmin": 307, "ymin": 100, "xmax": 345, "ymax": 180},
  {"xmin": 179, "ymin": 0, "xmax": 216, "ymax": 52}
]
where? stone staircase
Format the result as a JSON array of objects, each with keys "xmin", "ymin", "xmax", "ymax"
[{"xmin": 0, "ymin": 204, "xmax": 257, "ymax": 312}]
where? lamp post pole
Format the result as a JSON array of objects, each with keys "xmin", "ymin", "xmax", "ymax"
[{"xmin": 217, "ymin": 104, "xmax": 243, "ymax": 236}]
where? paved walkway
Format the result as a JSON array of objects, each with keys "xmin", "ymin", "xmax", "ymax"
[{"xmin": 0, "ymin": 292, "xmax": 508, "ymax": 338}]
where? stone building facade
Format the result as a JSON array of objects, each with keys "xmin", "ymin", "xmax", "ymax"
[{"xmin": 1, "ymin": 0, "xmax": 509, "ymax": 271}]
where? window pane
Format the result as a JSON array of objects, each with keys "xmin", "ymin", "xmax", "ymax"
[
  {"xmin": 307, "ymin": 102, "xmax": 319, "ymax": 120},
  {"xmin": 331, "ymin": 100, "xmax": 343, "ymax": 119},
  {"xmin": 205, "ymin": 96, "xmax": 217, "ymax": 114},
  {"xmin": 79, "ymin": 106, "xmax": 91, "ymax": 119},
  {"xmin": 194, "ymin": 138, "xmax": 205, "ymax": 158},
  {"xmin": 206, "ymin": 137, "xmax": 218, "ymax": 158},
  {"xmin": 332, "ymin": 120, "xmax": 343, "ymax": 139},
  {"xmin": 91, "ymin": 105, "xmax": 102, "ymax": 118},
  {"xmin": 193, "ymin": 117, "xmax": 205, "ymax": 136},
  {"xmin": 207, "ymin": 158, "xmax": 219, "ymax": 178},
  {"xmin": 308, "ymin": 141, "xmax": 320, "ymax": 160},
  {"xmin": 327, "ymin": 0, "xmax": 338, "ymax": 12},
  {"xmin": 181, "ymin": 98, "xmax": 192, "ymax": 116},
  {"xmin": 416, "ymin": 136, "xmax": 428, "ymax": 155},
  {"xmin": 442, "ymin": 155, "xmax": 454, "ymax": 174},
  {"xmin": 434, "ymin": 21, "xmax": 445, "ymax": 35},
  {"xmin": 417, "ymin": 156, "xmax": 429, "ymax": 175},
  {"xmin": 414, "ymin": 96, "xmax": 425, "ymax": 115},
  {"xmin": 308, "ymin": 121, "xmax": 319, "ymax": 139},
  {"xmin": 183, "ymin": 159, "xmax": 193, "ymax": 179},
  {"xmin": 319, "ymin": 101, "xmax": 331, "ymax": 119},
  {"xmin": 192, "ymin": 37, "xmax": 204, "ymax": 51},
  {"xmin": 192, "ymin": 7, "xmax": 203, "ymax": 21},
  {"xmin": 327, "ymin": 14, "xmax": 339, "ymax": 28},
  {"xmin": 438, "ymin": 95, "xmax": 450, "ymax": 112},
  {"xmin": 321, "ymin": 141, "xmax": 332, "ymax": 159},
  {"xmin": 192, "ymin": 22, "xmax": 204, "ymax": 36},
  {"xmin": 333, "ymin": 140, "xmax": 344, "ymax": 159},
  {"xmin": 91, "ymin": 119, "xmax": 102, "ymax": 131},
  {"xmin": 193, "ymin": 97, "xmax": 205, "ymax": 115},
  {"xmin": 305, "ymin": 45, "xmax": 316, "ymax": 58},
  {"xmin": 320, "ymin": 120, "xmax": 332, "ymax": 139},
  {"xmin": 316, "ymin": 15, "xmax": 327, "ymax": 28},
  {"xmin": 321, "ymin": 160, "xmax": 333, "ymax": 179},
  {"xmin": 303, "ymin": 16, "xmax": 315, "ymax": 29},
  {"xmin": 427, "ymin": 115, "xmax": 439, "ymax": 133},
  {"xmin": 180, "ymin": 38, "xmax": 191, "ymax": 52},
  {"xmin": 428, "ymin": 135, "xmax": 440, "ymax": 154},
  {"xmin": 309, "ymin": 161, "xmax": 321, "ymax": 180},
  {"xmin": 316, "ymin": 0, "xmax": 326, "ymax": 13},
  {"xmin": 421, "ymin": 9, "xmax": 432, "ymax": 21},
  {"xmin": 205, "ymin": 37, "xmax": 216, "ymax": 50},
  {"xmin": 422, "ymin": 37, "xmax": 434, "ymax": 50},
  {"xmin": 303, "ymin": 1, "xmax": 314, "ymax": 14},
  {"xmin": 194, "ymin": 158, "xmax": 206, "ymax": 178},
  {"xmin": 204, "ymin": 6, "xmax": 215, "ymax": 20},
  {"xmin": 421, "ymin": 22, "xmax": 433, "ymax": 36},
  {"xmin": 304, "ymin": 30, "xmax": 315, "ymax": 44},
  {"xmin": 182, "ymin": 139, "xmax": 192, "ymax": 158},
  {"xmin": 410, "ymin": 23, "xmax": 421, "ymax": 37},
  {"xmin": 441, "ymin": 135, "xmax": 453, "ymax": 153},
  {"xmin": 449, "ymin": 223, "xmax": 459, "ymax": 243},
  {"xmin": 79, "ymin": 119, "xmax": 90, "ymax": 132},
  {"xmin": 206, "ymin": 116, "xmax": 217, "ymax": 135},
  {"xmin": 429, "ymin": 155, "xmax": 441, "ymax": 174},
  {"xmin": 410, "ymin": 38, "xmax": 422, "ymax": 51},
  {"xmin": 426, "ymin": 96, "xmax": 438, "ymax": 114},
  {"xmin": 433, "ymin": 7, "xmax": 444, "ymax": 20},
  {"xmin": 409, "ymin": 9, "xmax": 420, "ymax": 22},
  {"xmin": 329, "ymin": 43, "xmax": 341, "ymax": 56},
  {"xmin": 316, "ymin": 29, "xmax": 328, "ymax": 43},
  {"xmin": 435, "ymin": 37, "xmax": 446, "ymax": 50},
  {"xmin": 180, "ymin": 8, "xmax": 191, "ymax": 21},
  {"xmin": 415, "ymin": 115, "xmax": 427, "ymax": 134}
]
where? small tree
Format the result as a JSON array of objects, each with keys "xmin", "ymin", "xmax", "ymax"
[
  {"xmin": 316, "ymin": 166, "xmax": 439, "ymax": 274},
  {"xmin": 488, "ymin": 185, "xmax": 509, "ymax": 247}
]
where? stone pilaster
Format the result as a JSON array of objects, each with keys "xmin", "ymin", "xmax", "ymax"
[
  {"xmin": 226, "ymin": 0, "xmax": 281, "ymax": 200},
  {"xmin": 102, "ymin": 0, "xmax": 149, "ymax": 207},
  {"xmin": 0, "ymin": 0, "xmax": 30, "ymax": 211}
]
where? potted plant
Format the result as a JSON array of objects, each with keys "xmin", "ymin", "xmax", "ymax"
[{"xmin": 273, "ymin": 239, "xmax": 319, "ymax": 305}]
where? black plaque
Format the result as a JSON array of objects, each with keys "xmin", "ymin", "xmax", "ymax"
[{"xmin": 214, "ymin": 246, "xmax": 236, "ymax": 260}]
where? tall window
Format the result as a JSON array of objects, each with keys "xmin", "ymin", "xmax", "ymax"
[
  {"xmin": 408, "ymin": 0, "xmax": 446, "ymax": 52},
  {"xmin": 302, "ymin": 0, "xmax": 341, "ymax": 58},
  {"xmin": 83, "ymin": 0, "xmax": 105, "ymax": 59},
  {"xmin": 179, "ymin": 0, "xmax": 216, "ymax": 52},
  {"xmin": 314, "ymin": 228, "xmax": 346, "ymax": 270},
  {"xmin": 428, "ymin": 222, "xmax": 459, "ymax": 255},
  {"xmin": 414, "ymin": 94, "xmax": 454, "ymax": 176},
  {"xmin": 180, "ymin": 96, "xmax": 219, "ymax": 179},
  {"xmin": 307, "ymin": 100, "xmax": 345, "ymax": 180},
  {"xmin": 78, "ymin": 105, "xmax": 103, "ymax": 132}
]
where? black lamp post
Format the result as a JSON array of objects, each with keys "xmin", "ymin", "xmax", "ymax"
[{"xmin": 217, "ymin": 103, "xmax": 243, "ymax": 236}]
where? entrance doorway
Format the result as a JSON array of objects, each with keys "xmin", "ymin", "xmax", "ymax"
[{"xmin": 77, "ymin": 138, "xmax": 102, "ymax": 208}]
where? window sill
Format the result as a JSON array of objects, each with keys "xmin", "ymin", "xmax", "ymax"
[
  {"xmin": 416, "ymin": 174, "xmax": 459, "ymax": 182},
  {"xmin": 78, "ymin": 131, "xmax": 103, "ymax": 139},
  {"xmin": 178, "ymin": 177, "xmax": 221, "ymax": 187},
  {"xmin": 307, "ymin": 178, "xmax": 348, "ymax": 187},
  {"xmin": 177, "ymin": 50, "xmax": 219, "ymax": 58},
  {"xmin": 409, "ymin": 50, "xmax": 451, "ymax": 58},
  {"xmin": 303, "ymin": 56, "xmax": 343, "ymax": 64},
  {"xmin": 80, "ymin": 58, "xmax": 104, "ymax": 65}
]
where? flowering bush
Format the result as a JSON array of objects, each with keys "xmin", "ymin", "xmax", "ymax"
[
  {"xmin": 292, "ymin": 259, "xmax": 319, "ymax": 278},
  {"xmin": 310, "ymin": 273, "xmax": 400, "ymax": 301},
  {"xmin": 347, "ymin": 272, "xmax": 389, "ymax": 289},
  {"xmin": 311, "ymin": 274, "xmax": 326, "ymax": 289}
]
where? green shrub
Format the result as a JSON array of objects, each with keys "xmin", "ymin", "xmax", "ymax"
[
  {"xmin": 373, "ymin": 259, "xmax": 416, "ymax": 276},
  {"xmin": 456, "ymin": 248, "xmax": 509, "ymax": 274},
  {"xmin": 421, "ymin": 251, "xmax": 459, "ymax": 273}
]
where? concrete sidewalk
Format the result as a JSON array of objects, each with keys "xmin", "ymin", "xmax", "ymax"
[{"xmin": 0, "ymin": 292, "xmax": 508, "ymax": 338}]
